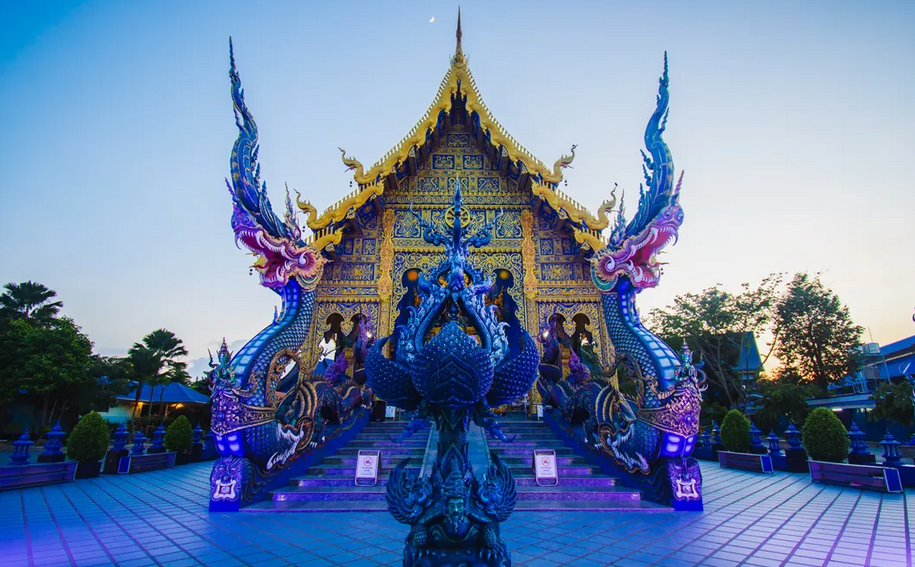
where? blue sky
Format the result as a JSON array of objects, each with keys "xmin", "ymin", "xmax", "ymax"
[{"xmin": 1, "ymin": 1, "xmax": 913, "ymax": 376}]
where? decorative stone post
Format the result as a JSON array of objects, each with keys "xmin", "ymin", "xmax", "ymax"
[
  {"xmin": 749, "ymin": 421, "xmax": 766, "ymax": 454},
  {"xmin": 37, "ymin": 421, "xmax": 66, "ymax": 463},
  {"xmin": 191, "ymin": 423, "xmax": 204, "ymax": 461},
  {"xmin": 766, "ymin": 429, "xmax": 782, "ymax": 457},
  {"xmin": 111, "ymin": 424, "xmax": 129, "ymax": 451},
  {"xmin": 148, "ymin": 425, "xmax": 166, "ymax": 454},
  {"xmin": 783, "ymin": 421, "xmax": 808, "ymax": 472},
  {"xmin": 8, "ymin": 432, "xmax": 34, "ymax": 465},
  {"xmin": 104, "ymin": 424, "xmax": 131, "ymax": 474},
  {"xmin": 130, "ymin": 431, "xmax": 147, "ymax": 456},
  {"xmin": 712, "ymin": 421, "xmax": 723, "ymax": 446},
  {"xmin": 700, "ymin": 428, "xmax": 711, "ymax": 449},
  {"xmin": 847, "ymin": 423, "xmax": 875, "ymax": 465},
  {"xmin": 880, "ymin": 431, "xmax": 902, "ymax": 467}
]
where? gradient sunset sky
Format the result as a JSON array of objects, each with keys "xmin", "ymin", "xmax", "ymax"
[{"xmin": 1, "ymin": 0, "xmax": 912, "ymax": 376}]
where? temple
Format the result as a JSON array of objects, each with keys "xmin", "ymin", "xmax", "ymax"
[{"xmin": 209, "ymin": 10, "xmax": 704, "ymax": 528}]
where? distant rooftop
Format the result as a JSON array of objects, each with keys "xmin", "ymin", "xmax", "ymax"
[{"xmin": 119, "ymin": 381, "xmax": 209, "ymax": 405}]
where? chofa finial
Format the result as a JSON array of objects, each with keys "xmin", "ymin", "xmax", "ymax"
[{"xmin": 453, "ymin": 7, "xmax": 464, "ymax": 64}]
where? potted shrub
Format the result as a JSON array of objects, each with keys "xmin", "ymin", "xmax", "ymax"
[
  {"xmin": 720, "ymin": 410, "xmax": 751, "ymax": 453},
  {"xmin": 802, "ymin": 408, "xmax": 849, "ymax": 463},
  {"xmin": 165, "ymin": 415, "xmax": 194, "ymax": 464},
  {"xmin": 67, "ymin": 412, "xmax": 110, "ymax": 478}
]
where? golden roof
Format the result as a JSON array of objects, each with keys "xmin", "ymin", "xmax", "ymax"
[{"xmin": 302, "ymin": 10, "xmax": 609, "ymax": 236}]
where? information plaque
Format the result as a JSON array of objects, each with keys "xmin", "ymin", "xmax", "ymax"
[
  {"xmin": 355, "ymin": 450, "xmax": 380, "ymax": 487},
  {"xmin": 533, "ymin": 449, "xmax": 558, "ymax": 487}
]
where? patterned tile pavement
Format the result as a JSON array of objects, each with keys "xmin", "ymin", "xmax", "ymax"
[{"xmin": 0, "ymin": 461, "xmax": 911, "ymax": 567}]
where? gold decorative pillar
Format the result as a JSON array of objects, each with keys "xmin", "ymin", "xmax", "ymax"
[{"xmin": 377, "ymin": 208, "xmax": 396, "ymax": 335}]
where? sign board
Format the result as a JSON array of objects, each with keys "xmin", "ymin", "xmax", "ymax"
[
  {"xmin": 536, "ymin": 404, "xmax": 544, "ymax": 419},
  {"xmin": 385, "ymin": 405, "xmax": 397, "ymax": 420},
  {"xmin": 533, "ymin": 449, "xmax": 558, "ymax": 486},
  {"xmin": 355, "ymin": 450, "xmax": 380, "ymax": 486}
]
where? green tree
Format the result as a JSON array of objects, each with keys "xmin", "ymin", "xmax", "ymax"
[
  {"xmin": 802, "ymin": 408, "xmax": 849, "ymax": 462},
  {"xmin": 0, "ymin": 317, "xmax": 94, "ymax": 429},
  {"xmin": 754, "ymin": 375, "xmax": 815, "ymax": 433},
  {"xmin": 0, "ymin": 281, "xmax": 63, "ymax": 324},
  {"xmin": 720, "ymin": 409, "xmax": 751, "ymax": 452},
  {"xmin": 164, "ymin": 415, "xmax": 193, "ymax": 453},
  {"xmin": 870, "ymin": 381, "xmax": 914, "ymax": 426},
  {"xmin": 648, "ymin": 274, "xmax": 782, "ymax": 409},
  {"xmin": 127, "ymin": 329, "xmax": 188, "ymax": 424},
  {"xmin": 774, "ymin": 273, "xmax": 862, "ymax": 392},
  {"xmin": 67, "ymin": 411, "xmax": 110, "ymax": 462}
]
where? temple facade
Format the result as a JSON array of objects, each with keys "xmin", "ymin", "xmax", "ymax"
[
  {"xmin": 210, "ymin": 12, "xmax": 704, "ymax": 515},
  {"xmin": 300, "ymin": 15, "xmax": 614, "ymax": 384}
]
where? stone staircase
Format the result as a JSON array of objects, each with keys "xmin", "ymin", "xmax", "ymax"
[
  {"xmin": 243, "ymin": 421, "xmax": 429, "ymax": 512},
  {"xmin": 492, "ymin": 419, "xmax": 668, "ymax": 511}
]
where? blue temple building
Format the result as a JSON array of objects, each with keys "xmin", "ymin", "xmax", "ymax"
[{"xmin": 207, "ymin": 11, "xmax": 704, "ymax": 522}]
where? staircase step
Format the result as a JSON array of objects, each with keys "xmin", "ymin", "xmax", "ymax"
[
  {"xmin": 291, "ymin": 477, "xmax": 397, "ymax": 487},
  {"xmin": 514, "ymin": 486, "xmax": 639, "ymax": 501},
  {"xmin": 507, "ymin": 465, "xmax": 601, "ymax": 476},
  {"xmin": 242, "ymin": 500, "xmax": 389, "ymax": 513},
  {"xmin": 512, "ymin": 475, "xmax": 618, "ymax": 487},
  {"xmin": 488, "ymin": 446, "xmax": 575, "ymax": 456},
  {"xmin": 306, "ymin": 464, "xmax": 417, "ymax": 476},
  {"xmin": 336, "ymin": 447, "xmax": 426, "ymax": 456},
  {"xmin": 513, "ymin": 500, "xmax": 671, "ymax": 512},
  {"xmin": 321, "ymin": 456, "xmax": 423, "ymax": 466},
  {"xmin": 497, "ymin": 456, "xmax": 587, "ymax": 466},
  {"xmin": 269, "ymin": 486, "xmax": 387, "ymax": 502}
]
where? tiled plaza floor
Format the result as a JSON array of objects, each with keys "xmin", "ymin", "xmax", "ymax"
[{"xmin": 0, "ymin": 461, "xmax": 911, "ymax": 567}]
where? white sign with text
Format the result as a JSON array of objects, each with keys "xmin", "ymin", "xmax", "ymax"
[
  {"xmin": 533, "ymin": 449, "xmax": 559, "ymax": 486},
  {"xmin": 385, "ymin": 405, "xmax": 397, "ymax": 419},
  {"xmin": 355, "ymin": 450, "xmax": 380, "ymax": 486}
]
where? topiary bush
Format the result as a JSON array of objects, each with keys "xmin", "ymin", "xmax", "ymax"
[
  {"xmin": 802, "ymin": 408, "xmax": 849, "ymax": 462},
  {"xmin": 67, "ymin": 412, "xmax": 110, "ymax": 462},
  {"xmin": 164, "ymin": 415, "xmax": 193, "ymax": 453},
  {"xmin": 720, "ymin": 409, "xmax": 751, "ymax": 453}
]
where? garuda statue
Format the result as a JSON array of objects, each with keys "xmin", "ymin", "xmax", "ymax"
[{"xmin": 365, "ymin": 182, "xmax": 539, "ymax": 567}]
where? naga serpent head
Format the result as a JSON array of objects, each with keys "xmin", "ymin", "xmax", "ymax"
[
  {"xmin": 590, "ymin": 53, "xmax": 684, "ymax": 293},
  {"xmin": 226, "ymin": 39, "xmax": 324, "ymax": 290}
]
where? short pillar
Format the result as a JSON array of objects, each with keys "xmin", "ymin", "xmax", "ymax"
[
  {"xmin": 712, "ymin": 421, "xmax": 723, "ymax": 446},
  {"xmin": 148, "ymin": 425, "xmax": 166, "ymax": 454},
  {"xmin": 130, "ymin": 431, "xmax": 147, "ymax": 456},
  {"xmin": 784, "ymin": 421, "xmax": 809, "ymax": 473},
  {"xmin": 37, "ymin": 421, "xmax": 66, "ymax": 463},
  {"xmin": 766, "ymin": 429, "xmax": 782, "ymax": 457},
  {"xmin": 749, "ymin": 421, "xmax": 767, "ymax": 454},
  {"xmin": 847, "ymin": 423, "xmax": 876, "ymax": 465},
  {"xmin": 880, "ymin": 431, "xmax": 902, "ymax": 467},
  {"xmin": 700, "ymin": 428, "xmax": 712, "ymax": 449},
  {"xmin": 8, "ymin": 432, "xmax": 34, "ymax": 465},
  {"xmin": 104, "ymin": 424, "xmax": 131, "ymax": 474}
]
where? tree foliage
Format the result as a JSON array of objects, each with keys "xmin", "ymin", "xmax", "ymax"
[
  {"xmin": 127, "ymin": 329, "xmax": 189, "ymax": 423},
  {"xmin": 648, "ymin": 274, "xmax": 782, "ymax": 408},
  {"xmin": 754, "ymin": 377, "xmax": 815, "ymax": 433},
  {"xmin": 774, "ymin": 274, "xmax": 862, "ymax": 392},
  {"xmin": 802, "ymin": 408, "xmax": 849, "ymax": 462},
  {"xmin": 720, "ymin": 409, "xmax": 752, "ymax": 453},
  {"xmin": 0, "ymin": 281, "xmax": 63, "ymax": 324},
  {"xmin": 870, "ymin": 381, "xmax": 914, "ymax": 426},
  {"xmin": 164, "ymin": 415, "xmax": 194, "ymax": 453},
  {"xmin": 67, "ymin": 411, "xmax": 110, "ymax": 462}
]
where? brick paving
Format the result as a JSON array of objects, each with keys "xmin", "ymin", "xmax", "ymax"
[{"xmin": 0, "ymin": 461, "xmax": 911, "ymax": 566}]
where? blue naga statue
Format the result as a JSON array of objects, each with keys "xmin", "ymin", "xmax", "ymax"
[
  {"xmin": 365, "ymin": 183, "xmax": 539, "ymax": 567},
  {"xmin": 536, "ymin": 54, "xmax": 706, "ymax": 509},
  {"xmin": 208, "ymin": 41, "xmax": 369, "ymax": 510}
]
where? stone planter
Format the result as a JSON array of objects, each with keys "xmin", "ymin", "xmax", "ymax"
[{"xmin": 74, "ymin": 461, "xmax": 102, "ymax": 479}]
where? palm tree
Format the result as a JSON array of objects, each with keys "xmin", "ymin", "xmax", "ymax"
[
  {"xmin": 0, "ymin": 281, "xmax": 63, "ymax": 323},
  {"xmin": 127, "ymin": 329, "xmax": 188, "ymax": 425}
]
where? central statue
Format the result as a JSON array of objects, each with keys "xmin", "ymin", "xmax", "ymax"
[{"xmin": 365, "ymin": 180, "xmax": 540, "ymax": 567}]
